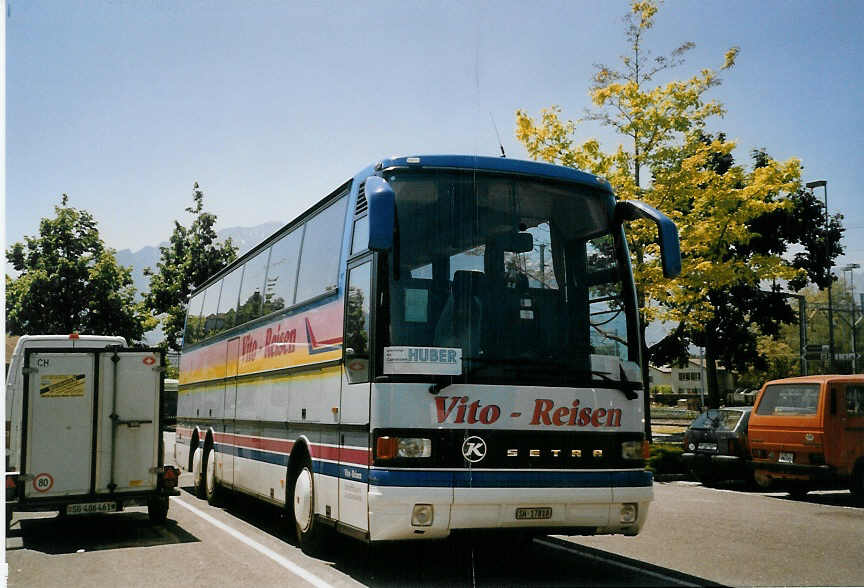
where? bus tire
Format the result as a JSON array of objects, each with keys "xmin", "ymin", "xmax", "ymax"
[
  {"xmin": 204, "ymin": 446, "xmax": 221, "ymax": 506},
  {"xmin": 191, "ymin": 446, "xmax": 204, "ymax": 498},
  {"xmin": 148, "ymin": 496, "xmax": 169, "ymax": 524},
  {"xmin": 292, "ymin": 460, "xmax": 325, "ymax": 554}
]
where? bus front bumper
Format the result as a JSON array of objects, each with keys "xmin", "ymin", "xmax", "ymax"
[{"xmin": 367, "ymin": 472, "xmax": 652, "ymax": 542}]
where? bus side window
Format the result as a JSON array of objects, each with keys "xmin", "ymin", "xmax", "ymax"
[
  {"xmin": 263, "ymin": 228, "xmax": 302, "ymax": 314},
  {"xmin": 296, "ymin": 196, "xmax": 348, "ymax": 303},
  {"xmin": 202, "ymin": 280, "xmax": 224, "ymax": 337},
  {"xmin": 185, "ymin": 290, "xmax": 207, "ymax": 346},
  {"xmin": 216, "ymin": 266, "xmax": 243, "ymax": 333},
  {"xmin": 237, "ymin": 248, "xmax": 270, "ymax": 324}
]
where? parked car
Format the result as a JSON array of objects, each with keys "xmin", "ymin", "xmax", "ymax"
[
  {"xmin": 681, "ymin": 407, "xmax": 752, "ymax": 485},
  {"xmin": 748, "ymin": 375, "xmax": 864, "ymax": 499}
]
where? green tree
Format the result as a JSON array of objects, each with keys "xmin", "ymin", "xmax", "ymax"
[
  {"xmin": 516, "ymin": 0, "xmax": 804, "ymax": 410},
  {"xmin": 650, "ymin": 144, "xmax": 845, "ymax": 403},
  {"xmin": 144, "ymin": 182, "xmax": 237, "ymax": 352},
  {"xmin": 6, "ymin": 194, "xmax": 153, "ymax": 341}
]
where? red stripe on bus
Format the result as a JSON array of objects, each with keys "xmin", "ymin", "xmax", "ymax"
[{"xmin": 211, "ymin": 432, "xmax": 370, "ymax": 466}]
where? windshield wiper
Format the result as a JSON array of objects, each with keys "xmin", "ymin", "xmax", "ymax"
[{"xmin": 591, "ymin": 364, "xmax": 641, "ymax": 400}]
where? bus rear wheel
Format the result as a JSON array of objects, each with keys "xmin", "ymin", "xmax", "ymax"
[
  {"xmin": 292, "ymin": 462, "xmax": 325, "ymax": 554},
  {"xmin": 204, "ymin": 447, "xmax": 222, "ymax": 506},
  {"xmin": 191, "ymin": 446, "xmax": 204, "ymax": 498}
]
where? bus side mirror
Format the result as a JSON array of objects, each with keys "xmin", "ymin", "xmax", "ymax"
[
  {"xmin": 614, "ymin": 200, "xmax": 682, "ymax": 278},
  {"xmin": 365, "ymin": 176, "xmax": 395, "ymax": 252}
]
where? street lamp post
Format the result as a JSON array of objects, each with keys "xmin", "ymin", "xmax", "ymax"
[
  {"xmin": 843, "ymin": 263, "xmax": 860, "ymax": 373},
  {"xmin": 807, "ymin": 180, "xmax": 833, "ymax": 372}
]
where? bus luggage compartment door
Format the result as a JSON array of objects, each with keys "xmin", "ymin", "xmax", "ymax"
[{"xmin": 23, "ymin": 352, "xmax": 97, "ymax": 499}]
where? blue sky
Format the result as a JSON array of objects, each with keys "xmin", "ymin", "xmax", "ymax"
[{"xmin": 6, "ymin": 0, "xmax": 864, "ymax": 279}]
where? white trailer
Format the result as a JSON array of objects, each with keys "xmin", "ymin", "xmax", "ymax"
[{"xmin": 5, "ymin": 335, "xmax": 179, "ymax": 526}]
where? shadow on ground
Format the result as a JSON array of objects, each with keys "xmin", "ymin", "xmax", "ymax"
[
  {"xmin": 7, "ymin": 510, "xmax": 200, "ymax": 555},
  {"xmin": 184, "ymin": 486, "xmax": 723, "ymax": 587}
]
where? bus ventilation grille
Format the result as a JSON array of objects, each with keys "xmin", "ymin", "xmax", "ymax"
[{"xmin": 355, "ymin": 183, "xmax": 368, "ymax": 216}]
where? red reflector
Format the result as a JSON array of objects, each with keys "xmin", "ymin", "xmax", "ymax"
[
  {"xmin": 69, "ymin": 332, "xmax": 80, "ymax": 340},
  {"xmin": 6, "ymin": 476, "xmax": 17, "ymax": 489},
  {"xmin": 163, "ymin": 468, "xmax": 177, "ymax": 480},
  {"xmin": 376, "ymin": 437, "xmax": 398, "ymax": 460}
]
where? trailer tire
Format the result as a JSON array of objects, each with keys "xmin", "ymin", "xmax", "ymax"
[
  {"xmin": 148, "ymin": 496, "xmax": 169, "ymax": 524},
  {"xmin": 291, "ymin": 459, "xmax": 326, "ymax": 555}
]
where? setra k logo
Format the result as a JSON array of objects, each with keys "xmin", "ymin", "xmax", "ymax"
[{"xmin": 461, "ymin": 436, "xmax": 487, "ymax": 463}]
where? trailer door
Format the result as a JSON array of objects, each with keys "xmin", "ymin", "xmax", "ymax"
[
  {"xmin": 24, "ymin": 352, "xmax": 96, "ymax": 499},
  {"xmin": 95, "ymin": 351, "xmax": 161, "ymax": 494}
]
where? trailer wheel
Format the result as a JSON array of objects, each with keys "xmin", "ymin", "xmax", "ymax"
[
  {"xmin": 148, "ymin": 496, "xmax": 169, "ymax": 524},
  {"xmin": 291, "ymin": 460, "xmax": 325, "ymax": 554},
  {"xmin": 204, "ymin": 447, "xmax": 221, "ymax": 506},
  {"xmin": 191, "ymin": 446, "xmax": 204, "ymax": 498}
]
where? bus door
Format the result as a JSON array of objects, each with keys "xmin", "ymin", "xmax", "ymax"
[
  {"xmin": 222, "ymin": 337, "xmax": 241, "ymax": 489},
  {"xmin": 339, "ymin": 260, "xmax": 372, "ymax": 531}
]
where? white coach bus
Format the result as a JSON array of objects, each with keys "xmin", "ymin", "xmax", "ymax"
[{"xmin": 175, "ymin": 155, "xmax": 681, "ymax": 552}]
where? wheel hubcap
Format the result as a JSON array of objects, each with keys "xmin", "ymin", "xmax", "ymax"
[
  {"xmin": 206, "ymin": 450, "xmax": 215, "ymax": 496},
  {"xmin": 293, "ymin": 468, "xmax": 313, "ymax": 532}
]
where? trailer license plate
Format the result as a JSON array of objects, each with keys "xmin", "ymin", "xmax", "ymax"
[
  {"xmin": 515, "ymin": 507, "xmax": 552, "ymax": 520},
  {"xmin": 67, "ymin": 501, "xmax": 116, "ymax": 515},
  {"xmin": 779, "ymin": 452, "xmax": 795, "ymax": 464}
]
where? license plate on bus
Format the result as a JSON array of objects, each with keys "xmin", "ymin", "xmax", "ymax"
[
  {"xmin": 67, "ymin": 501, "xmax": 117, "ymax": 516},
  {"xmin": 515, "ymin": 507, "xmax": 552, "ymax": 520},
  {"xmin": 779, "ymin": 452, "xmax": 795, "ymax": 464}
]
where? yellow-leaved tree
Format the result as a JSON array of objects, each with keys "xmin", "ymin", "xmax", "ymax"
[{"xmin": 516, "ymin": 0, "xmax": 806, "ymax": 411}]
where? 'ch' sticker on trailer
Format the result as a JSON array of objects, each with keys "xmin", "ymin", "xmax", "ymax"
[{"xmin": 39, "ymin": 374, "xmax": 86, "ymax": 397}]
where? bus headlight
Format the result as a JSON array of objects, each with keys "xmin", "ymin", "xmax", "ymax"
[
  {"xmin": 376, "ymin": 436, "xmax": 432, "ymax": 459},
  {"xmin": 621, "ymin": 441, "xmax": 644, "ymax": 460}
]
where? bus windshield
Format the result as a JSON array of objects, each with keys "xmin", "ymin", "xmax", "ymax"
[{"xmin": 380, "ymin": 170, "xmax": 639, "ymax": 389}]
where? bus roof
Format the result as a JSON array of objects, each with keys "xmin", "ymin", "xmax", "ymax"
[{"xmin": 375, "ymin": 155, "xmax": 611, "ymax": 190}]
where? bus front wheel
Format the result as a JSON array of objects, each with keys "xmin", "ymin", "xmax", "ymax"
[{"xmin": 292, "ymin": 462, "xmax": 325, "ymax": 554}]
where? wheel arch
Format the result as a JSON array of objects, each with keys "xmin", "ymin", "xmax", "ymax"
[{"xmin": 288, "ymin": 435, "xmax": 313, "ymax": 477}]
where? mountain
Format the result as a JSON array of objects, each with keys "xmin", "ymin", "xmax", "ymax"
[{"xmin": 116, "ymin": 221, "xmax": 283, "ymax": 301}]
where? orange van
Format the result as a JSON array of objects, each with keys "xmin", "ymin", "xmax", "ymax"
[{"xmin": 748, "ymin": 375, "xmax": 864, "ymax": 499}]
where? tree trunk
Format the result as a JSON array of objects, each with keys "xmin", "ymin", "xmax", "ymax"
[{"xmin": 704, "ymin": 341, "xmax": 721, "ymax": 409}]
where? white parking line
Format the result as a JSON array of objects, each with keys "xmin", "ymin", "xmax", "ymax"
[{"xmin": 172, "ymin": 497, "xmax": 333, "ymax": 588}]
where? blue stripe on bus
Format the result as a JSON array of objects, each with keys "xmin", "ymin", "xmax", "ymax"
[{"xmin": 367, "ymin": 469, "xmax": 653, "ymax": 488}]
